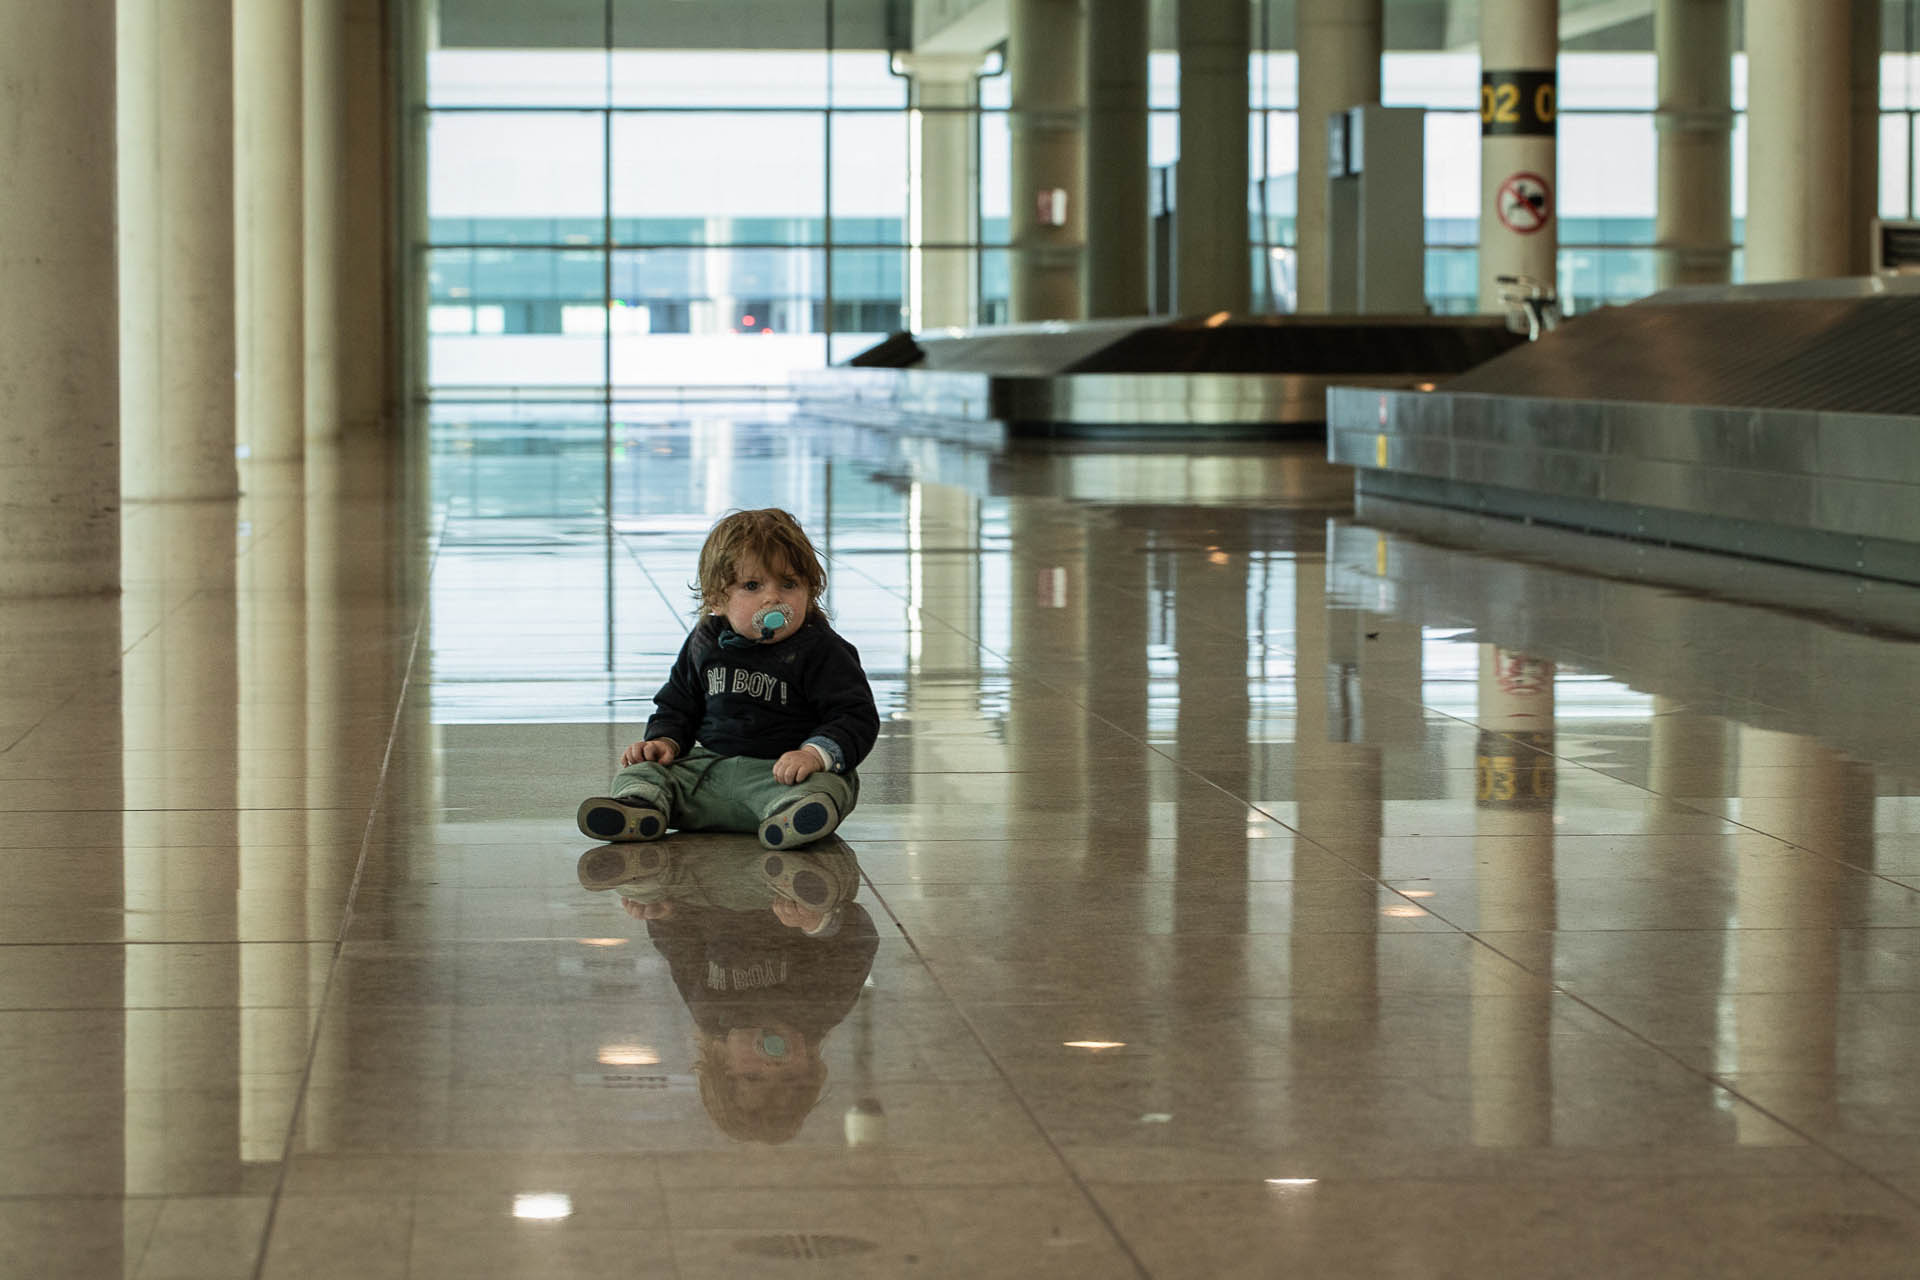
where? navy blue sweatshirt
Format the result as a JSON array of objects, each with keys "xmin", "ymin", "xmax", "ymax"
[{"xmin": 644, "ymin": 614, "xmax": 880, "ymax": 772}]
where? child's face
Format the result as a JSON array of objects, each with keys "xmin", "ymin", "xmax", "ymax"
[{"xmin": 717, "ymin": 551, "xmax": 809, "ymax": 643}]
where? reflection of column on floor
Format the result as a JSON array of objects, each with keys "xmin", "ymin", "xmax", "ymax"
[
  {"xmin": 1007, "ymin": 499, "xmax": 1090, "ymax": 844},
  {"xmin": 1645, "ymin": 696, "xmax": 1733, "ymax": 1076},
  {"xmin": 237, "ymin": 465, "xmax": 311, "ymax": 1162},
  {"xmin": 906, "ymin": 481, "xmax": 983, "ymax": 780},
  {"xmin": 38, "ymin": 600, "xmax": 124, "ymax": 1263},
  {"xmin": 1291, "ymin": 545, "xmax": 1381, "ymax": 1010},
  {"xmin": 123, "ymin": 503, "xmax": 242, "ymax": 1194},
  {"xmin": 1729, "ymin": 727, "xmax": 1867, "ymax": 1140},
  {"xmin": 901, "ymin": 55, "xmax": 984, "ymax": 331},
  {"xmin": 1470, "ymin": 645, "xmax": 1556, "ymax": 1148},
  {"xmin": 1174, "ymin": 519, "xmax": 1250, "ymax": 927},
  {"xmin": 1083, "ymin": 508, "xmax": 1151, "ymax": 880},
  {"xmin": 300, "ymin": 443, "xmax": 371, "ymax": 1149}
]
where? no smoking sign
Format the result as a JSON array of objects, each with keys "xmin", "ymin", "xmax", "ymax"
[{"xmin": 1496, "ymin": 171, "xmax": 1552, "ymax": 234}]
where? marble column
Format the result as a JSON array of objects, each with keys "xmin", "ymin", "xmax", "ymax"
[
  {"xmin": 1477, "ymin": 0, "xmax": 1558, "ymax": 310},
  {"xmin": 235, "ymin": 0, "xmax": 307, "ymax": 461},
  {"xmin": 1745, "ymin": 0, "xmax": 1854, "ymax": 281},
  {"xmin": 340, "ymin": 0, "xmax": 393, "ymax": 434},
  {"xmin": 1176, "ymin": 0, "xmax": 1252, "ymax": 314},
  {"xmin": 305, "ymin": 0, "xmax": 345, "ymax": 442},
  {"xmin": 1295, "ymin": 0, "xmax": 1383, "ymax": 313},
  {"xmin": 0, "ymin": 0, "xmax": 121, "ymax": 595},
  {"xmin": 903, "ymin": 54, "xmax": 984, "ymax": 331},
  {"xmin": 1008, "ymin": 0, "xmax": 1087, "ymax": 321},
  {"xmin": 1653, "ymin": 0, "xmax": 1734, "ymax": 288},
  {"xmin": 119, "ymin": 0, "xmax": 240, "ymax": 502},
  {"xmin": 1085, "ymin": 0, "xmax": 1150, "ymax": 317},
  {"xmin": 1849, "ymin": 0, "xmax": 1882, "ymax": 275}
]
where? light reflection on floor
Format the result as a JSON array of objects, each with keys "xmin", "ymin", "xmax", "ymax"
[{"xmin": 4, "ymin": 414, "xmax": 1920, "ymax": 1277}]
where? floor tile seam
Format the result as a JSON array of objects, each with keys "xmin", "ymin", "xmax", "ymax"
[
  {"xmin": 851, "ymin": 875, "xmax": 1154, "ymax": 1279},
  {"xmin": 244, "ymin": 520, "xmax": 448, "ymax": 1280},
  {"xmin": 1444, "ymin": 926, "xmax": 1920, "ymax": 1211}
]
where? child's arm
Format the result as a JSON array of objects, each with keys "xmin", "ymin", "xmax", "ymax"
[
  {"xmin": 800, "ymin": 635, "xmax": 881, "ymax": 775},
  {"xmin": 629, "ymin": 624, "xmax": 710, "ymax": 765}
]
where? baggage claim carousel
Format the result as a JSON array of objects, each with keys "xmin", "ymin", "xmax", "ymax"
[
  {"xmin": 791, "ymin": 314, "xmax": 1523, "ymax": 444},
  {"xmin": 796, "ymin": 283, "xmax": 1920, "ymax": 587}
]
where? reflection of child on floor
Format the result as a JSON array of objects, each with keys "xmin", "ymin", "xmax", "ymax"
[
  {"xmin": 577, "ymin": 507, "xmax": 880, "ymax": 852},
  {"xmin": 646, "ymin": 901, "xmax": 879, "ymax": 1144},
  {"xmin": 579, "ymin": 839, "xmax": 862, "ymax": 939}
]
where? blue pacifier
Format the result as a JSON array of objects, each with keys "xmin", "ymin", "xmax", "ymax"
[
  {"xmin": 751, "ymin": 605, "xmax": 788, "ymax": 639},
  {"xmin": 759, "ymin": 1032, "xmax": 789, "ymax": 1059}
]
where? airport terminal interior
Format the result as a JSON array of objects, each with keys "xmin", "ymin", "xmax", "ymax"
[{"xmin": 9, "ymin": 0, "xmax": 1920, "ymax": 1276}]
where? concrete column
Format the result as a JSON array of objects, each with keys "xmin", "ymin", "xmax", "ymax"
[
  {"xmin": 402, "ymin": 0, "xmax": 433, "ymax": 409},
  {"xmin": 1296, "ymin": 0, "xmax": 1383, "ymax": 313},
  {"xmin": 1653, "ymin": 0, "xmax": 1734, "ymax": 287},
  {"xmin": 1085, "ymin": 0, "xmax": 1150, "ymax": 317},
  {"xmin": 1477, "ymin": 0, "xmax": 1558, "ymax": 310},
  {"xmin": 305, "ymin": 0, "xmax": 344, "ymax": 442},
  {"xmin": 1176, "ymin": 0, "xmax": 1251, "ymax": 315},
  {"xmin": 0, "ymin": 1, "xmax": 120, "ymax": 596},
  {"xmin": 1745, "ymin": 0, "xmax": 1853, "ymax": 281},
  {"xmin": 119, "ymin": 0, "xmax": 240, "ymax": 503},
  {"xmin": 903, "ymin": 54, "xmax": 984, "ymax": 331},
  {"xmin": 1008, "ymin": 0, "xmax": 1086, "ymax": 322},
  {"xmin": 1849, "ymin": 0, "xmax": 1882, "ymax": 275},
  {"xmin": 235, "ymin": 0, "xmax": 306, "ymax": 460},
  {"xmin": 340, "ymin": 0, "xmax": 392, "ymax": 434}
]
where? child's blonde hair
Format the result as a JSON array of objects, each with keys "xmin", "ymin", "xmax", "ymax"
[
  {"xmin": 692, "ymin": 508, "xmax": 828, "ymax": 618},
  {"xmin": 692, "ymin": 1031, "xmax": 830, "ymax": 1144}
]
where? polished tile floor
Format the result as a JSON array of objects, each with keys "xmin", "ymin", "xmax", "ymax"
[{"xmin": 8, "ymin": 413, "xmax": 1920, "ymax": 1277}]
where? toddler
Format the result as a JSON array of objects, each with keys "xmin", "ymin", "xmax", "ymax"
[{"xmin": 577, "ymin": 507, "xmax": 879, "ymax": 851}]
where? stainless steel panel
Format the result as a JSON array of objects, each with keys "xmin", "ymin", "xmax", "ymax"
[
  {"xmin": 1817, "ymin": 412, "xmax": 1920, "ymax": 482},
  {"xmin": 1813, "ymin": 476, "xmax": 1920, "ymax": 542}
]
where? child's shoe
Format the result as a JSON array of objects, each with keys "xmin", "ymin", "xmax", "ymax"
[
  {"xmin": 576, "ymin": 842, "xmax": 671, "ymax": 891},
  {"xmin": 761, "ymin": 844, "xmax": 859, "ymax": 937},
  {"xmin": 758, "ymin": 792, "xmax": 840, "ymax": 850},
  {"xmin": 576, "ymin": 795, "xmax": 667, "ymax": 843}
]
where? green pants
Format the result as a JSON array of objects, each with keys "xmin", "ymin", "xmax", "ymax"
[
  {"xmin": 611, "ymin": 841, "xmax": 777, "ymax": 911},
  {"xmin": 610, "ymin": 746, "xmax": 859, "ymax": 835}
]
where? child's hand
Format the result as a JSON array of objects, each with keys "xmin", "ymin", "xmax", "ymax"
[
  {"xmin": 772, "ymin": 748, "xmax": 821, "ymax": 785},
  {"xmin": 621, "ymin": 738, "xmax": 678, "ymax": 768}
]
